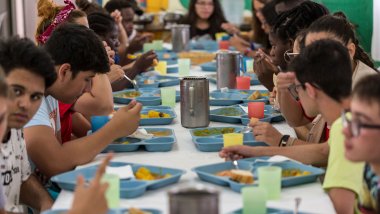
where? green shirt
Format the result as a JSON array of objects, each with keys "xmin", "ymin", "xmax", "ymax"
[{"xmin": 323, "ymin": 117, "xmax": 365, "ymax": 196}]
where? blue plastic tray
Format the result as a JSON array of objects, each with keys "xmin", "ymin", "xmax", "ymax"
[
  {"xmin": 209, "ymin": 89, "xmax": 269, "ymax": 106},
  {"xmin": 113, "ymin": 88, "xmax": 180, "ymax": 106},
  {"xmin": 189, "ymin": 126, "xmax": 267, "ymax": 152},
  {"xmin": 51, "ymin": 162, "xmax": 185, "ymax": 198},
  {"xmin": 104, "ymin": 128, "xmax": 176, "ymax": 152},
  {"xmin": 229, "ymin": 208, "xmax": 307, "ymax": 214},
  {"xmin": 140, "ymin": 106, "xmax": 177, "ymax": 126},
  {"xmin": 136, "ymin": 75, "xmax": 180, "ymax": 88},
  {"xmin": 200, "ymin": 61, "xmax": 216, "ymax": 72},
  {"xmin": 192, "ymin": 156, "xmax": 325, "ymax": 192},
  {"xmin": 210, "ymin": 105, "xmax": 284, "ymax": 124},
  {"xmin": 156, "ymin": 51, "xmax": 178, "ymax": 61},
  {"xmin": 42, "ymin": 208, "xmax": 162, "ymax": 214},
  {"xmin": 190, "ymin": 40, "xmax": 218, "ymax": 52}
]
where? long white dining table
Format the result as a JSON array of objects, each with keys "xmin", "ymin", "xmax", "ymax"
[{"xmin": 51, "ymin": 66, "xmax": 336, "ymax": 214}]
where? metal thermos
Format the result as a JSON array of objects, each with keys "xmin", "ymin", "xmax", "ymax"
[
  {"xmin": 180, "ymin": 77, "xmax": 210, "ymax": 128},
  {"xmin": 171, "ymin": 24, "xmax": 190, "ymax": 52},
  {"xmin": 216, "ymin": 50, "xmax": 241, "ymax": 89},
  {"xmin": 169, "ymin": 187, "xmax": 219, "ymax": 214}
]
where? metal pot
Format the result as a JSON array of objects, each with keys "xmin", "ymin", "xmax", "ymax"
[
  {"xmin": 169, "ymin": 186, "xmax": 219, "ymax": 214},
  {"xmin": 171, "ymin": 24, "xmax": 190, "ymax": 53},
  {"xmin": 216, "ymin": 50, "xmax": 241, "ymax": 89},
  {"xmin": 180, "ymin": 76, "xmax": 210, "ymax": 128}
]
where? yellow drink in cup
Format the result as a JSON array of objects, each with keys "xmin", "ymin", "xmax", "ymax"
[
  {"xmin": 155, "ymin": 61, "xmax": 167, "ymax": 75},
  {"xmin": 223, "ymin": 133, "xmax": 243, "ymax": 147}
]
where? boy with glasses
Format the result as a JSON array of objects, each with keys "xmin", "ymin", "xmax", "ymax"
[
  {"xmin": 343, "ymin": 74, "xmax": 380, "ymax": 213},
  {"xmin": 221, "ymin": 39, "xmax": 364, "ymax": 213}
]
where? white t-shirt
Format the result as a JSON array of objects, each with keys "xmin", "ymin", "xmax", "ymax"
[
  {"xmin": 24, "ymin": 95, "xmax": 61, "ymax": 142},
  {"xmin": 0, "ymin": 129, "xmax": 32, "ymax": 212}
]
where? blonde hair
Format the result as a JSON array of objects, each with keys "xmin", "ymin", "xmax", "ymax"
[{"xmin": 35, "ymin": 0, "xmax": 86, "ymax": 44}]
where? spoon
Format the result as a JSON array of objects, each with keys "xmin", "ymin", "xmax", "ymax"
[
  {"xmin": 240, "ymin": 125, "xmax": 252, "ymax": 134},
  {"xmin": 229, "ymin": 154, "xmax": 239, "ymax": 170},
  {"xmin": 124, "ymin": 75, "xmax": 139, "ymax": 91},
  {"xmin": 294, "ymin": 197, "xmax": 301, "ymax": 214}
]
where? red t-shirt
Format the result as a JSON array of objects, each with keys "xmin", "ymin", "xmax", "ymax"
[{"xmin": 59, "ymin": 102, "xmax": 74, "ymax": 144}]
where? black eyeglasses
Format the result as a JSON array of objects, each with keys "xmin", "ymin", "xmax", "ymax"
[
  {"xmin": 287, "ymin": 83, "xmax": 304, "ymax": 101},
  {"xmin": 284, "ymin": 50, "xmax": 300, "ymax": 63},
  {"xmin": 341, "ymin": 110, "xmax": 380, "ymax": 137}
]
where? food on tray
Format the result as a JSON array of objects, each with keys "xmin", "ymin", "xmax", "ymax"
[
  {"xmin": 215, "ymin": 169, "xmax": 254, "ymax": 184},
  {"xmin": 282, "ymin": 169, "xmax": 311, "ymax": 177},
  {"xmin": 163, "ymin": 53, "xmax": 171, "ymax": 59},
  {"xmin": 152, "ymin": 58, "xmax": 159, "ymax": 66},
  {"xmin": 143, "ymin": 79, "xmax": 155, "ymax": 84},
  {"xmin": 116, "ymin": 91, "xmax": 141, "ymax": 98},
  {"xmin": 178, "ymin": 52, "xmax": 215, "ymax": 65},
  {"xmin": 147, "ymin": 130, "xmax": 172, "ymax": 137},
  {"xmin": 121, "ymin": 141, "xmax": 130, "ymax": 144},
  {"xmin": 141, "ymin": 110, "xmax": 171, "ymax": 119},
  {"xmin": 247, "ymin": 91, "xmax": 262, "ymax": 100},
  {"xmin": 125, "ymin": 208, "xmax": 152, "ymax": 214},
  {"xmin": 216, "ymin": 108, "xmax": 243, "ymax": 116},
  {"xmin": 216, "ymin": 170, "xmax": 234, "ymax": 177},
  {"xmin": 135, "ymin": 167, "xmax": 171, "ymax": 180},
  {"xmin": 193, "ymin": 127, "xmax": 235, "ymax": 136}
]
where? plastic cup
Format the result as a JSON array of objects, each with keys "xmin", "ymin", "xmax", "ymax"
[
  {"xmin": 242, "ymin": 186, "xmax": 267, "ymax": 214},
  {"xmin": 91, "ymin": 115, "xmax": 111, "ymax": 133},
  {"xmin": 248, "ymin": 102, "xmax": 265, "ymax": 119},
  {"xmin": 101, "ymin": 173, "xmax": 120, "ymax": 208},
  {"xmin": 153, "ymin": 40, "xmax": 163, "ymax": 51},
  {"xmin": 258, "ymin": 166, "xmax": 282, "ymax": 200},
  {"xmin": 143, "ymin": 43, "xmax": 154, "ymax": 52},
  {"xmin": 219, "ymin": 40, "xmax": 230, "ymax": 50},
  {"xmin": 155, "ymin": 61, "xmax": 167, "ymax": 75},
  {"xmin": 161, "ymin": 87, "xmax": 176, "ymax": 107},
  {"xmin": 178, "ymin": 58, "xmax": 191, "ymax": 76},
  {"xmin": 245, "ymin": 59, "xmax": 254, "ymax": 73},
  {"xmin": 236, "ymin": 76, "xmax": 251, "ymax": 90},
  {"xmin": 223, "ymin": 133, "xmax": 243, "ymax": 147}
]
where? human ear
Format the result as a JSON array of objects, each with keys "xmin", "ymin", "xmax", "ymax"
[
  {"xmin": 57, "ymin": 63, "xmax": 72, "ymax": 82},
  {"xmin": 305, "ymin": 82, "xmax": 317, "ymax": 100}
]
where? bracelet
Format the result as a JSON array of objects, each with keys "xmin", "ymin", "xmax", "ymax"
[{"xmin": 278, "ymin": 135, "xmax": 290, "ymax": 147}]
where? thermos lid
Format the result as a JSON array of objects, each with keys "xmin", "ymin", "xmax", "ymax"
[
  {"xmin": 181, "ymin": 76, "xmax": 208, "ymax": 80},
  {"xmin": 216, "ymin": 50, "xmax": 240, "ymax": 56}
]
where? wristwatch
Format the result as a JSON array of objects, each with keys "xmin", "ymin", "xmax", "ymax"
[{"xmin": 278, "ymin": 135, "xmax": 290, "ymax": 147}]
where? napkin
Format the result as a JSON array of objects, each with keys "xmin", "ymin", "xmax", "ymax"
[
  {"xmin": 106, "ymin": 165, "xmax": 135, "ymax": 179},
  {"xmin": 221, "ymin": 87, "xmax": 229, "ymax": 93},
  {"xmin": 239, "ymin": 105, "xmax": 248, "ymax": 114},
  {"xmin": 129, "ymin": 128, "xmax": 154, "ymax": 139}
]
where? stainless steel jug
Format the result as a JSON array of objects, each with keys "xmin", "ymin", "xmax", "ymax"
[
  {"xmin": 180, "ymin": 77, "xmax": 210, "ymax": 128},
  {"xmin": 216, "ymin": 50, "xmax": 241, "ymax": 89},
  {"xmin": 169, "ymin": 187, "xmax": 219, "ymax": 214},
  {"xmin": 171, "ymin": 24, "xmax": 190, "ymax": 52}
]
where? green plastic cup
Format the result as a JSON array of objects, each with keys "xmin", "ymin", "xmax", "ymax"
[
  {"xmin": 101, "ymin": 173, "xmax": 120, "ymax": 208},
  {"xmin": 143, "ymin": 43, "xmax": 154, "ymax": 52},
  {"xmin": 242, "ymin": 186, "xmax": 267, "ymax": 214},
  {"xmin": 178, "ymin": 58, "xmax": 191, "ymax": 77},
  {"xmin": 245, "ymin": 59, "xmax": 254, "ymax": 73},
  {"xmin": 161, "ymin": 87, "xmax": 176, "ymax": 107},
  {"xmin": 258, "ymin": 166, "xmax": 282, "ymax": 200},
  {"xmin": 153, "ymin": 40, "xmax": 164, "ymax": 51}
]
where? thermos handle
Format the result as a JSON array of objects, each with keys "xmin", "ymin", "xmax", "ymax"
[{"xmin": 189, "ymin": 86, "xmax": 194, "ymax": 116}]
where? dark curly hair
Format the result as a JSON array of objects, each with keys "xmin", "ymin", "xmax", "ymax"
[{"xmin": 0, "ymin": 36, "xmax": 56, "ymax": 88}]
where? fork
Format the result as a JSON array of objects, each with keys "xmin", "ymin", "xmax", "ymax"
[{"xmin": 124, "ymin": 75, "xmax": 139, "ymax": 91}]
